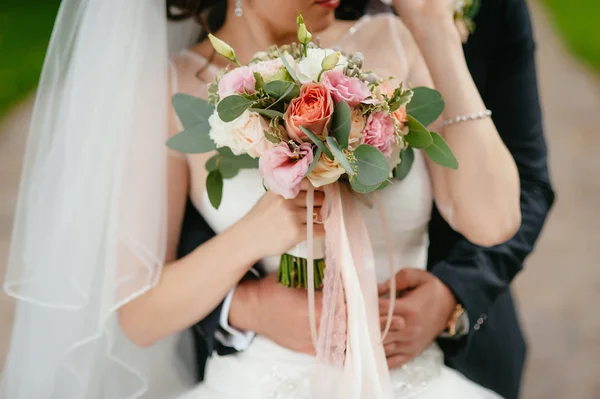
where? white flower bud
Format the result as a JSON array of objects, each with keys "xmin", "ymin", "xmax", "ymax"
[{"xmin": 208, "ymin": 34, "xmax": 237, "ymax": 63}]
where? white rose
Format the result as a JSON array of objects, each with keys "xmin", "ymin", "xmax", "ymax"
[
  {"xmin": 295, "ymin": 48, "xmax": 348, "ymax": 84},
  {"xmin": 209, "ymin": 110, "xmax": 272, "ymax": 158}
]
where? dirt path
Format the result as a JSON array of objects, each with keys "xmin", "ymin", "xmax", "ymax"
[{"xmin": 1, "ymin": 3, "xmax": 599, "ymax": 397}]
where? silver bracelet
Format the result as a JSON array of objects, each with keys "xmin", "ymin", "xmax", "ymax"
[{"xmin": 443, "ymin": 110, "xmax": 492, "ymax": 127}]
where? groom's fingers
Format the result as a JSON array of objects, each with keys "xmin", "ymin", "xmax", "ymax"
[
  {"xmin": 379, "ymin": 268, "xmax": 430, "ymax": 295},
  {"xmin": 380, "ymin": 315, "xmax": 406, "ymax": 333}
]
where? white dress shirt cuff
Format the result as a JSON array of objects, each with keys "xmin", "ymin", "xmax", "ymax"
[{"xmin": 215, "ymin": 286, "xmax": 256, "ymax": 351}]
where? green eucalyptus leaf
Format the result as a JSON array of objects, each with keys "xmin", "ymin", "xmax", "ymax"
[
  {"xmin": 206, "ymin": 154, "xmax": 219, "ymax": 172},
  {"xmin": 217, "ymin": 95, "xmax": 253, "ymax": 122},
  {"xmin": 326, "ymin": 137, "xmax": 355, "ymax": 176},
  {"xmin": 424, "ymin": 132, "xmax": 458, "ymax": 169},
  {"xmin": 206, "ymin": 170, "xmax": 224, "ymax": 209},
  {"xmin": 353, "ymin": 144, "xmax": 388, "ymax": 186},
  {"xmin": 407, "ymin": 87, "xmax": 445, "ymax": 127},
  {"xmin": 172, "ymin": 94, "xmax": 215, "ymax": 129},
  {"xmin": 405, "ymin": 115, "xmax": 433, "ymax": 148},
  {"xmin": 264, "ymin": 81, "xmax": 300, "ymax": 103},
  {"xmin": 330, "ymin": 101, "xmax": 351, "ymax": 149},
  {"xmin": 350, "ymin": 179, "xmax": 381, "ymax": 194},
  {"xmin": 217, "ymin": 147, "xmax": 259, "ymax": 169},
  {"xmin": 166, "ymin": 125, "xmax": 216, "ymax": 154},
  {"xmin": 394, "ymin": 146, "xmax": 414, "ymax": 181},
  {"xmin": 300, "ymin": 126, "xmax": 333, "ymax": 159},
  {"xmin": 250, "ymin": 108, "xmax": 284, "ymax": 119},
  {"xmin": 377, "ymin": 179, "xmax": 392, "ymax": 190},
  {"xmin": 305, "ymin": 147, "xmax": 323, "ymax": 176},
  {"xmin": 277, "ymin": 48, "xmax": 299, "ymax": 82}
]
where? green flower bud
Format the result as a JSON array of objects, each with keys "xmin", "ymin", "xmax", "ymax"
[
  {"xmin": 297, "ymin": 22, "xmax": 312, "ymax": 45},
  {"xmin": 208, "ymin": 34, "xmax": 237, "ymax": 63},
  {"xmin": 321, "ymin": 51, "xmax": 341, "ymax": 71}
]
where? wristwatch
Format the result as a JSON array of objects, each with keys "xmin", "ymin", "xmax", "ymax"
[{"xmin": 440, "ymin": 304, "xmax": 469, "ymax": 339}]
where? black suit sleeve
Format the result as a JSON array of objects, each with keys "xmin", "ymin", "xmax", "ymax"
[{"xmin": 430, "ymin": 0, "xmax": 555, "ymax": 351}]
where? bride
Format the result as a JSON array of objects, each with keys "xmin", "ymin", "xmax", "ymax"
[{"xmin": 1, "ymin": 0, "xmax": 520, "ymax": 398}]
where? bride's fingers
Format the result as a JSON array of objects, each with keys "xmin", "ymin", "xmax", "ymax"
[
  {"xmin": 299, "ymin": 179, "xmax": 325, "ymax": 192},
  {"xmin": 293, "ymin": 190, "xmax": 325, "ymax": 207}
]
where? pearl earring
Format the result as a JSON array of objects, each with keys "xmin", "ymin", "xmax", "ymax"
[{"xmin": 234, "ymin": 0, "xmax": 243, "ymax": 17}]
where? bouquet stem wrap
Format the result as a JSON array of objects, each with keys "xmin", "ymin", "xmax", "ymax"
[{"xmin": 307, "ymin": 182, "xmax": 395, "ymax": 399}]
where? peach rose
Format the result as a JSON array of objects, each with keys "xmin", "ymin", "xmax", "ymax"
[
  {"xmin": 348, "ymin": 108, "xmax": 367, "ymax": 149},
  {"xmin": 307, "ymin": 152, "xmax": 345, "ymax": 188},
  {"xmin": 284, "ymin": 83, "xmax": 334, "ymax": 143},
  {"xmin": 392, "ymin": 105, "xmax": 409, "ymax": 130}
]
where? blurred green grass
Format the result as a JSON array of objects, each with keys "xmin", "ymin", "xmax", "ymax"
[
  {"xmin": 0, "ymin": 2, "xmax": 61, "ymax": 119},
  {"xmin": 542, "ymin": 0, "xmax": 600, "ymax": 72}
]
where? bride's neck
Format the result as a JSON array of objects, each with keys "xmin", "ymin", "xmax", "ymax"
[{"xmin": 216, "ymin": 9, "xmax": 298, "ymax": 64}]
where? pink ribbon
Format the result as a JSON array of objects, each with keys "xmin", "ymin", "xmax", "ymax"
[{"xmin": 306, "ymin": 182, "xmax": 395, "ymax": 398}]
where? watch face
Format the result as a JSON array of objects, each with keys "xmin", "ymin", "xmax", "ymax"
[{"xmin": 455, "ymin": 311, "xmax": 469, "ymax": 335}]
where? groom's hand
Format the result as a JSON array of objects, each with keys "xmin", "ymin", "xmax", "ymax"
[
  {"xmin": 230, "ymin": 273, "xmax": 322, "ymax": 355},
  {"xmin": 378, "ymin": 268, "xmax": 456, "ymax": 369}
]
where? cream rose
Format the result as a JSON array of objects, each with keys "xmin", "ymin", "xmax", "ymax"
[
  {"xmin": 307, "ymin": 152, "xmax": 345, "ymax": 187},
  {"xmin": 209, "ymin": 110, "xmax": 272, "ymax": 158},
  {"xmin": 348, "ymin": 108, "xmax": 367, "ymax": 149}
]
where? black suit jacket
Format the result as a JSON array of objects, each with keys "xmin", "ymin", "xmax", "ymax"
[{"xmin": 176, "ymin": 1, "xmax": 555, "ymax": 398}]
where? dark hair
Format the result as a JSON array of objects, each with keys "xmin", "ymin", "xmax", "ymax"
[{"xmin": 166, "ymin": 0, "xmax": 370, "ymax": 40}]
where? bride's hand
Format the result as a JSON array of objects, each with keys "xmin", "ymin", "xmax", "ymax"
[
  {"xmin": 242, "ymin": 181, "xmax": 325, "ymax": 259},
  {"xmin": 392, "ymin": 0, "xmax": 461, "ymax": 44},
  {"xmin": 230, "ymin": 273, "xmax": 322, "ymax": 355}
]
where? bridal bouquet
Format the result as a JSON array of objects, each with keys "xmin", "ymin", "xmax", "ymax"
[{"xmin": 167, "ymin": 15, "xmax": 457, "ymax": 288}]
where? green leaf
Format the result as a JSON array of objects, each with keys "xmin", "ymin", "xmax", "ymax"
[
  {"xmin": 350, "ymin": 179, "xmax": 381, "ymax": 194},
  {"xmin": 326, "ymin": 137, "xmax": 355, "ymax": 176},
  {"xmin": 217, "ymin": 95, "xmax": 253, "ymax": 122},
  {"xmin": 206, "ymin": 154, "xmax": 219, "ymax": 172},
  {"xmin": 217, "ymin": 147, "xmax": 259, "ymax": 169},
  {"xmin": 277, "ymin": 48, "xmax": 299, "ymax": 82},
  {"xmin": 394, "ymin": 146, "xmax": 414, "ymax": 181},
  {"xmin": 330, "ymin": 101, "xmax": 351, "ymax": 149},
  {"xmin": 264, "ymin": 81, "xmax": 300, "ymax": 103},
  {"xmin": 250, "ymin": 108, "xmax": 284, "ymax": 119},
  {"xmin": 206, "ymin": 170, "xmax": 224, "ymax": 209},
  {"xmin": 407, "ymin": 87, "xmax": 445, "ymax": 127},
  {"xmin": 424, "ymin": 132, "xmax": 458, "ymax": 170},
  {"xmin": 305, "ymin": 147, "xmax": 323, "ymax": 176},
  {"xmin": 253, "ymin": 72, "xmax": 265, "ymax": 91},
  {"xmin": 172, "ymin": 94, "xmax": 215, "ymax": 129},
  {"xmin": 300, "ymin": 126, "xmax": 333, "ymax": 159},
  {"xmin": 166, "ymin": 125, "xmax": 216, "ymax": 154},
  {"xmin": 405, "ymin": 115, "xmax": 433, "ymax": 148},
  {"xmin": 353, "ymin": 144, "xmax": 388, "ymax": 186}
]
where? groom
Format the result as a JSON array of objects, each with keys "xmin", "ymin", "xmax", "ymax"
[{"xmin": 177, "ymin": 0, "xmax": 554, "ymax": 398}]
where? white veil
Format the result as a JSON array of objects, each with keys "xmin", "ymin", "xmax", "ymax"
[{"xmin": 2, "ymin": 0, "xmax": 201, "ymax": 397}]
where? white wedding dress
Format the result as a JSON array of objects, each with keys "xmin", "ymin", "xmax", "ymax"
[{"xmin": 169, "ymin": 14, "xmax": 504, "ymax": 399}]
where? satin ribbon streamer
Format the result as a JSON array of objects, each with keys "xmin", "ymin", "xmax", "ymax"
[{"xmin": 305, "ymin": 182, "xmax": 396, "ymax": 398}]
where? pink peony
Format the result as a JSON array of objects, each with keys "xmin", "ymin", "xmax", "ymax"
[
  {"xmin": 259, "ymin": 142, "xmax": 314, "ymax": 199},
  {"xmin": 218, "ymin": 66, "xmax": 256, "ymax": 98},
  {"xmin": 363, "ymin": 111, "xmax": 396, "ymax": 157},
  {"xmin": 322, "ymin": 69, "xmax": 372, "ymax": 107}
]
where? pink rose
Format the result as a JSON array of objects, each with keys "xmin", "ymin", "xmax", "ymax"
[
  {"xmin": 218, "ymin": 66, "xmax": 256, "ymax": 98},
  {"xmin": 363, "ymin": 111, "xmax": 396, "ymax": 157},
  {"xmin": 322, "ymin": 69, "xmax": 372, "ymax": 107},
  {"xmin": 284, "ymin": 83, "xmax": 334, "ymax": 143},
  {"xmin": 259, "ymin": 142, "xmax": 314, "ymax": 199}
]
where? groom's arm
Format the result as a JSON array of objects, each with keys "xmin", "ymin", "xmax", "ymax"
[{"xmin": 430, "ymin": 0, "xmax": 554, "ymax": 349}]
